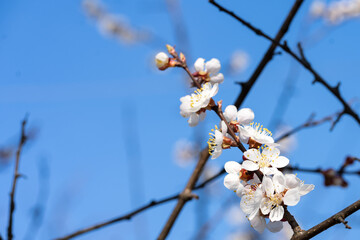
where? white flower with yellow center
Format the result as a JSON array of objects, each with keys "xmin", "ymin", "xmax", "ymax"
[
  {"xmin": 208, "ymin": 124, "xmax": 226, "ymax": 159},
  {"xmin": 239, "ymin": 122, "xmax": 275, "ymax": 146},
  {"xmin": 180, "ymin": 83, "xmax": 218, "ymax": 126},
  {"xmin": 223, "ymin": 105, "xmax": 255, "ymax": 126},
  {"xmin": 242, "ymin": 147, "xmax": 289, "ymax": 175},
  {"xmin": 260, "ymin": 173, "xmax": 310, "ymax": 222},
  {"xmin": 194, "ymin": 58, "xmax": 224, "ymax": 84}
]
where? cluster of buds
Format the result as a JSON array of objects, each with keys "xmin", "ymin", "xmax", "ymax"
[
  {"xmin": 154, "ymin": 46, "xmax": 315, "ymax": 234},
  {"xmin": 310, "ymin": 0, "xmax": 360, "ymax": 24}
]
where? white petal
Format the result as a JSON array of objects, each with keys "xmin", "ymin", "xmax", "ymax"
[
  {"xmin": 155, "ymin": 52, "xmax": 169, "ymax": 68},
  {"xmin": 283, "ymin": 188, "xmax": 300, "ymax": 206},
  {"xmin": 188, "ymin": 113, "xmax": 199, "ymax": 127},
  {"xmin": 285, "ymin": 174, "xmax": 301, "ymax": 189},
  {"xmin": 237, "ymin": 108, "xmax": 254, "ymax": 125},
  {"xmin": 262, "ymin": 176, "xmax": 274, "ymax": 197},
  {"xmin": 242, "ymin": 160, "xmax": 259, "ymax": 171},
  {"xmin": 224, "ymin": 161, "xmax": 242, "ymax": 174},
  {"xmin": 224, "ymin": 173, "xmax": 241, "ymax": 191},
  {"xmin": 211, "ymin": 148, "xmax": 222, "ymax": 159},
  {"xmin": 260, "ymin": 198, "xmax": 272, "ymax": 215},
  {"xmin": 209, "ymin": 83, "xmax": 219, "ymax": 97},
  {"xmin": 220, "ymin": 121, "xmax": 228, "ymax": 134},
  {"xmin": 250, "ymin": 214, "xmax": 266, "ymax": 233},
  {"xmin": 272, "ymin": 156, "xmax": 290, "ymax": 168},
  {"xmin": 205, "ymin": 58, "xmax": 221, "ymax": 74},
  {"xmin": 269, "ymin": 205, "xmax": 284, "ymax": 222},
  {"xmin": 224, "ymin": 105, "xmax": 238, "ymax": 122},
  {"xmin": 199, "ymin": 111, "xmax": 206, "ymax": 121},
  {"xmin": 236, "ymin": 184, "xmax": 245, "ymax": 197},
  {"xmin": 267, "ymin": 221, "xmax": 283, "ymax": 233},
  {"xmin": 243, "ymin": 149, "xmax": 262, "ymax": 163},
  {"xmin": 194, "ymin": 58, "xmax": 205, "ymax": 72},
  {"xmin": 273, "ymin": 173, "xmax": 286, "ymax": 193},
  {"xmin": 262, "ymin": 147, "xmax": 280, "ymax": 160},
  {"xmin": 299, "ymin": 184, "xmax": 315, "ymax": 196},
  {"xmin": 210, "ymin": 73, "xmax": 224, "ymax": 83}
]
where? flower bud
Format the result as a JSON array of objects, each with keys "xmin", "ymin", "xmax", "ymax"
[{"xmin": 155, "ymin": 52, "xmax": 169, "ymax": 70}]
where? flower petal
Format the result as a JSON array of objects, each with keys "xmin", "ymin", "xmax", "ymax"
[
  {"xmin": 224, "ymin": 105, "xmax": 238, "ymax": 122},
  {"xmin": 188, "ymin": 113, "xmax": 199, "ymax": 127},
  {"xmin": 224, "ymin": 173, "xmax": 241, "ymax": 191},
  {"xmin": 243, "ymin": 149, "xmax": 262, "ymax": 163},
  {"xmin": 267, "ymin": 221, "xmax": 283, "ymax": 233},
  {"xmin": 210, "ymin": 73, "xmax": 224, "ymax": 83},
  {"xmin": 262, "ymin": 147, "xmax": 280, "ymax": 160},
  {"xmin": 269, "ymin": 205, "xmax": 284, "ymax": 222},
  {"xmin": 205, "ymin": 58, "xmax": 221, "ymax": 74},
  {"xmin": 260, "ymin": 198, "xmax": 272, "ymax": 215},
  {"xmin": 237, "ymin": 108, "xmax": 255, "ymax": 125},
  {"xmin": 224, "ymin": 161, "xmax": 242, "ymax": 174},
  {"xmin": 242, "ymin": 160, "xmax": 259, "ymax": 171},
  {"xmin": 273, "ymin": 173, "xmax": 286, "ymax": 193},
  {"xmin": 283, "ymin": 188, "xmax": 300, "ymax": 206},
  {"xmin": 299, "ymin": 184, "xmax": 315, "ymax": 196},
  {"xmin": 285, "ymin": 174, "xmax": 301, "ymax": 189},
  {"xmin": 250, "ymin": 214, "xmax": 266, "ymax": 233},
  {"xmin": 262, "ymin": 176, "xmax": 274, "ymax": 197},
  {"xmin": 272, "ymin": 156, "xmax": 290, "ymax": 168},
  {"xmin": 194, "ymin": 58, "xmax": 205, "ymax": 72}
]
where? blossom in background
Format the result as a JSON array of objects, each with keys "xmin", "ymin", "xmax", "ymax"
[
  {"xmin": 310, "ymin": 0, "xmax": 360, "ymax": 24},
  {"xmin": 242, "ymin": 147, "xmax": 289, "ymax": 175},
  {"xmin": 230, "ymin": 50, "xmax": 249, "ymax": 74},
  {"xmin": 180, "ymin": 83, "xmax": 219, "ymax": 126},
  {"xmin": 173, "ymin": 139, "xmax": 199, "ymax": 167},
  {"xmin": 193, "ymin": 58, "xmax": 224, "ymax": 84}
]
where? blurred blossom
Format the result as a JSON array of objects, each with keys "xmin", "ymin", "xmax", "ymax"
[
  {"xmin": 173, "ymin": 139, "xmax": 199, "ymax": 167},
  {"xmin": 273, "ymin": 125, "xmax": 297, "ymax": 155},
  {"xmin": 310, "ymin": 0, "xmax": 360, "ymax": 24},
  {"xmin": 226, "ymin": 232, "xmax": 254, "ymax": 240},
  {"xmin": 230, "ymin": 50, "xmax": 249, "ymax": 74},
  {"xmin": 83, "ymin": 0, "xmax": 150, "ymax": 44},
  {"xmin": 226, "ymin": 205, "xmax": 247, "ymax": 226}
]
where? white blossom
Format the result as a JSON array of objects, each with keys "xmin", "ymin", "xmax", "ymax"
[
  {"xmin": 223, "ymin": 105, "xmax": 255, "ymax": 125},
  {"xmin": 208, "ymin": 124, "xmax": 226, "ymax": 159},
  {"xmin": 194, "ymin": 58, "xmax": 224, "ymax": 84},
  {"xmin": 180, "ymin": 83, "xmax": 218, "ymax": 126},
  {"xmin": 242, "ymin": 147, "xmax": 289, "ymax": 175},
  {"xmin": 155, "ymin": 52, "xmax": 169, "ymax": 70},
  {"xmin": 239, "ymin": 122, "xmax": 275, "ymax": 146}
]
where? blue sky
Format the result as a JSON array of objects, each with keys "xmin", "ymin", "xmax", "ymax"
[{"xmin": 0, "ymin": 0, "xmax": 360, "ymax": 239}]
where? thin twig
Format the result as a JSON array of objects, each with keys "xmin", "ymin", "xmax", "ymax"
[
  {"xmin": 7, "ymin": 117, "xmax": 28, "ymax": 240},
  {"xmin": 291, "ymin": 199, "xmax": 360, "ymax": 240},
  {"xmin": 54, "ymin": 193, "xmax": 180, "ymax": 240},
  {"xmin": 209, "ymin": 0, "xmax": 360, "ymax": 128}
]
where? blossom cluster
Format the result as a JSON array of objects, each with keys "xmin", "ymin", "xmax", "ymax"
[
  {"xmin": 155, "ymin": 47, "xmax": 314, "ymax": 235},
  {"xmin": 310, "ymin": 0, "xmax": 360, "ymax": 24}
]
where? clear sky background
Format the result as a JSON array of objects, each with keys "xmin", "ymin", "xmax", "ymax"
[{"xmin": 0, "ymin": 0, "xmax": 360, "ymax": 239}]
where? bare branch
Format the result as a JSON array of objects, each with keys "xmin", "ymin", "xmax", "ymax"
[
  {"xmin": 291, "ymin": 199, "xmax": 360, "ymax": 240},
  {"xmin": 209, "ymin": 0, "xmax": 360, "ymax": 127},
  {"xmin": 7, "ymin": 116, "xmax": 28, "ymax": 240}
]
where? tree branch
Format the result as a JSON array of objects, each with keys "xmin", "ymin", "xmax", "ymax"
[
  {"xmin": 209, "ymin": 0, "xmax": 360, "ymax": 128},
  {"xmin": 291, "ymin": 199, "xmax": 360, "ymax": 240},
  {"xmin": 7, "ymin": 117, "xmax": 28, "ymax": 240}
]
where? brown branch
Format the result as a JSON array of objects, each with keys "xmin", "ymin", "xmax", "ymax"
[
  {"xmin": 7, "ymin": 117, "xmax": 28, "ymax": 240},
  {"xmin": 209, "ymin": 0, "xmax": 360, "ymax": 128},
  {"xmin": 54, "ymin": 193, "xmax": 180, "ymax": 240},
  {"xmin": 275, "ymin": 110, "xmax": 342, "ymax": 142},
  {"xmin": 291, "ymin": 199, "xmax": 360, "ymax": 240}
]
